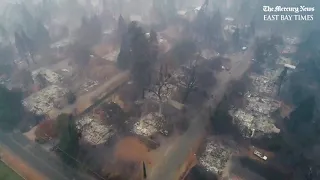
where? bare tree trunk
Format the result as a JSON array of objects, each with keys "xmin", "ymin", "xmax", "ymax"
[{"xmin": 159, "ymin": 101, "xmax": 163, "ymax": 115}]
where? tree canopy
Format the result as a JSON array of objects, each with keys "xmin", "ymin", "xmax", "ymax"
[
  {"xmin": 0, "ymin": 86, "xmax": 23, "ymax": 131},
  {"xmin": 56, "ymin": 114, "xmax": 81, "ymax": 167},
  {"xmin": 117, "ymin": 22, "xmax": 157, "ymax": 97}
]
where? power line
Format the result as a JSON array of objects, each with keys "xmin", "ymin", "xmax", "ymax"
[{"xmin": 41, "ymin": 134, "xmax": 106, "ymax": 180}]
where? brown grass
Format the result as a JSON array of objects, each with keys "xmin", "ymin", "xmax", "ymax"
[{"xmin": 114, "ymin": 137, "xmax": 151, "ymax": 164}]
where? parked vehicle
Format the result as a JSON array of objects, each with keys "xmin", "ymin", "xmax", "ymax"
[{"xmin": 253, "ymin": 150, "xmax": 268, "ymax": 160}]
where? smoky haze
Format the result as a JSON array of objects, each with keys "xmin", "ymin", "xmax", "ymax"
[{"xmin": 0, "ymin": 0, "xmax": 320, "ymax": 180}]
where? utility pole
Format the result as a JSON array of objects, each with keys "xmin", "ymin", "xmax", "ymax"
[{"xmin": 142, "ymin": 161, "xmax": 147, "ymax": 179}]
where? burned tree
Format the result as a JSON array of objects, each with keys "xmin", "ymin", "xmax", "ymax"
[
  {"xmin": 178, "ymin": 59, "xmax": 199, "ymax": 103},
  {"xmin": 148, "ymin": 64, "xmax": 172, "ymax": 114}
]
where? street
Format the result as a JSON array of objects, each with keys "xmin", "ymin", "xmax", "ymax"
[
  {"xmin": 149, "ymin": 46, "xmax": 253, "ymax": 180},
  {"xmin": 0, "ymin": 130, "xmax": 92, "ymax": 180}
]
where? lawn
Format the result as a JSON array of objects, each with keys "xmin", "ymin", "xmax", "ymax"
[{"xmin": 0, "ymin": 161, "xmax": 24, "ymax": 180}]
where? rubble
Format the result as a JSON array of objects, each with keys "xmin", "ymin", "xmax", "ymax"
[
  {"xmin": 199, "ymin": 138, "xmax": 236, "ymax": 174},
  {"xmin": 32, "ymin": 68, "xmax": 62, "ymax": 84},
  {"xmin": 224, "ymin": 25, "xmax": 237, "ymax": 34},
  {"xmin": 249, "ymin": 71, "xmax": 278, "ymax": 95},
  {"xmin": 102, "ymin": 50, "xmax": 120, "ymax": 62},
  {"xmin": 230, "ymin": 67, "xmax": 281, "ymax": 138},
  {"xmin": 281, "ymin": 45, "xmax": 297, "ymax": 54},
  {"xmin": 132, "ymin": 112, "xmax": 169, "ymax": 137},
  {"xmin": 284, "ymin": 37, "xmax": 300, "ymax": 45},
  {"xmin": 80, "ymin": 79, "xmax": 99, "ymax": 92},
  {"xmin": 230, "ymin": 109, "xmax": 279, "ymax": 138},
  {"xmin": 245, "ymin": 95, "xmax": 281, "ymax": 116},
  {"xmin": 23, "ymin": 85, "xmax": 68, "ymax": 115},
  {"xmin": 77, "ymin": 115, "xmax": 116, "ymax": 145}
]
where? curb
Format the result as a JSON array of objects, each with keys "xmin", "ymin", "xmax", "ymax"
[{"xmin": 0, "ymin": 159, "xmax": 27, "ymax": 180}]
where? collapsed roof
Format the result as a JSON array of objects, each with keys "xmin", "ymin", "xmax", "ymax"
[
  {"xmin": 132, "ymin": 112, "xmax": 169, "ymax": 137},
  {"xmin": 77, "ymin": 115, "xmax": 116, "ymax": 145},
  {"xmin": 23, "ymin": 85, "xmax": 68, "ymax": 115},
  {"xmin": 199, "ymin": 138, "xmax": 237, "ymax": 174}
]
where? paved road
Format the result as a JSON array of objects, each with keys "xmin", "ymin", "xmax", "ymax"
[
  {"xmin": 0, "ymin": 130, "xmax": 93, "ymax": 180},
  {"xmin": 149, "ymin": 47, "xmax": 253, "ymax": 180}
]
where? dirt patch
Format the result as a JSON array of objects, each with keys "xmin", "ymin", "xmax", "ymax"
[
  {"xmin": 92, "ymin": 44, "xmax": 115, "ymax": 57},
  {"xmin": 1, "ymin": 148, "xmax": 47, "ymax": 180},
  {"xmin": 87, "ymin": 58, "xmax": 120, "ymax": 81},
  {"xmin": 114, "ymin": 136, "xmax": 151, "ymax": 164},
  {"xmin": 23, "ymin": 126, "xmax": 37, "ymax": 141}
]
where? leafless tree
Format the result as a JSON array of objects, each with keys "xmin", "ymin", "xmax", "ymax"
[
  {"xmin": 178, "ymin": 58, "xmax": 199, "ymax": 103},
  {"xmin": 148, "ymin": 64, "xmax": 172, "ymax": 114}
]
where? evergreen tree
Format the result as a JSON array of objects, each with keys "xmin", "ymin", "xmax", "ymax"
[
  {"xmin": 117, "ymin": 37, "xmax": 132, "ymax": 70},
  {"xmin": 117, "ymin": 15, "xmax": 127, "ymax": 38},
  {"xmin": 0, "ymin": 86, "xmax": 23, "ymax": 131},
  {"xmin": 232, "ymin": 28, "xmax": 240, "ymax": 50},
  {"xmin": 211, "ymin": 10, "xmax": 222, "ymax": 41},
  {"xmin": 289, "ymin": 96, "xmax": 315, "ymax": 131},
  {"xmin": 149, "ymin": 29, "xmax": 159, "ymax": 60},
  {"xmin": 57, "ymin": 114, "xmax": 80, "ymax": 167},
  {"xmin": 129, "ymin": 22, "xmax": 153, "ymax": 97}
]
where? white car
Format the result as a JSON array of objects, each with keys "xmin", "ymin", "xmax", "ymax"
[{"xmin": 253, "ymin": 150, "xmax": 268, "ymax": 160}]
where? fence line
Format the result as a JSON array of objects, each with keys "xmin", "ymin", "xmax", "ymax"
[{"xmin": 0, "ymin": 159, "xmax": 27, "ymax": 180}]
